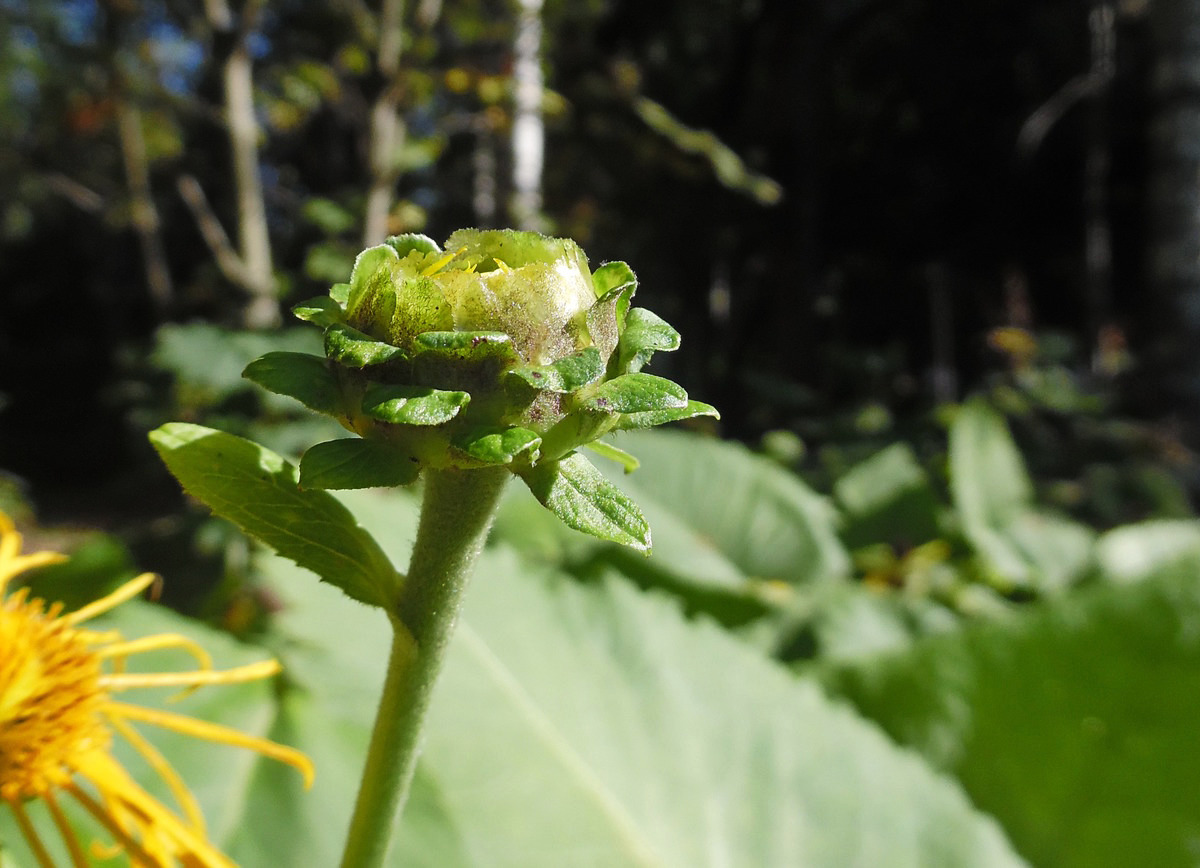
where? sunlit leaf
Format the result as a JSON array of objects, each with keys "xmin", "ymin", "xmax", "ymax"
[
  {"xmin": 580, "ymin": 373, "xmax": 687, "ymax": 414},
  {"xmin": 361, "ymin": 384, "xmax": 470, "ymax": 426},
  {"xmin": 508, "ymin": 347, "xmax": 605, "ymax": 392},
  {"xmin": 148, "ymin": 423, "xmax": 397, "ymax": 607},
  {"xmin": 520, "ymin": 452, "xmax": 651, "ymax": 552},
  {"xmin": 299, "ymin": 438, "xmax": 420, "ymax": 489},
  {"xmin": 324, "ymin": 323, "xmax": 405, "ymax": 367},
  {"xmin": 824, "ymin": 562, "xmax": 1200, "ymax": 868},
  {"xmin": 242, "ymin": 352, "xmax": 343, "ymax": 417}
]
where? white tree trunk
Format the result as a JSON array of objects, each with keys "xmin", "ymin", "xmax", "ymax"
[
  {"xmin": 510, "ymin": 0, "xmax": 545, "ymax": 230},
  {"xmin": 200, "ymin": 0, "xmax": 278, "ymax": 328},
  {"xmin": 363, "ymin": 0, "xmax": 407, "ymax": 247}
]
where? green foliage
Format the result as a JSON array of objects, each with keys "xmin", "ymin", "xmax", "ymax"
[
  {"xmin": 146, "ymin": 500, "xmax": 1022, "ymax": 867},
  {"xmin": 149, "ymin": 423, "xmax": 400, "ymax": 607},
  {"xmin": 823, "ymin": 561, "xmax": 1200, "ymax": 868},
  {"xmin": 361, "ymin": 385, "xmax": 470, "ymax": 426},
  {"xmin": 833, "ymin": 442, "xmax": 940, "ymax": 550},
  {"xmin": 299, "ymin": 438, "xmax": 421, "ymax": 490},
  {"xmin": 227, "ymin": 229, "xmax": 714, "ymax": 554},
  {"xmin": 242, "ymin": 352, "xmax": 344, "ymax": 417},
  {"xmin": 507, "ymin": 347, "xmax": 606, "ymax": 392},
  {"xmin": 520, "ymin": 452, "xmax": 652, "ymax": 552},
  {"xmin": 948, "ymin": 400, "xmax": 1095, "ymax": 592}
]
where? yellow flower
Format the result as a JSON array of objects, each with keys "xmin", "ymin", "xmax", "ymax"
[{"xmin": 0, "ymin": 512, "xmax": 314, "ymax": 867}]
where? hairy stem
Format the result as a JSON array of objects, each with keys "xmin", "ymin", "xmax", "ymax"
[{"xmin": 339, "ymin": 467, "xmax": 508, "ymax": 868}]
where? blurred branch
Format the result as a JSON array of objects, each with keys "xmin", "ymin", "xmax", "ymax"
[
  {"xmin": 42, "ymin": 174, "xmax": 105, "ymax": 213},
  {"xmin": 177, "ymin": 174, "xmax": 257, "ymax": 291},
  {"xmin": 631, "ymin": 95, "xmax": 783, "ymax": 206},
  {"xmin": 1016, "ymin": 4, "xmax": 1115, "ymax": 161},
  {"xmin": 115, "ymin": 98, "xmax": 174, "ymax": 312},
  {"xmin": 103, "ymin": 0, "xmax": 173, "ymax": 313}
]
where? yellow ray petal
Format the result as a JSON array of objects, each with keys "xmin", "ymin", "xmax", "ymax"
[
  {"xmin": 110, "ymin": 715, "xmax": 205, "ymax": 833},
  {"xmin": 65, "ymin": 572, "xmax": 158, "ymax": 626},
  {"xmin": 100, "ymin": 659, "xmax": 281, "ymax": 692},
  {"xmin": 66, "ymin": 779, "xmax": 170, "ymax": 868},
  {"xmin": 96, "ymin": 633, "xmax": 214, "ymax": 672},
  {"xmin": 421, "ymin": 247, "xmax": 465, "ymax": 277},
  {"xmin": 72, "ymin": 751, "xmax": 236, "ymax": 868},
  {"xmin": 107, "ymin": 701, "xmax": 315, "ymax": 789}
]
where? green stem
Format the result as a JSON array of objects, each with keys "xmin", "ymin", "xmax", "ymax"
[{"xmin": 339, "ymin": 466, "xmax": 509, "ymax": 868}]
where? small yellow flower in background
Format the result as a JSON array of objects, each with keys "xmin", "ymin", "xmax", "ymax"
[{"xmin": 0, "ymin": 512, "xmax": 313, "ymax": 867}]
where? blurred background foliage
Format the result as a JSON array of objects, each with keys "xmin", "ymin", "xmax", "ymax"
[{"xmin": 6, "ymin": 1, "xmax": 1200, "ymax": 864}]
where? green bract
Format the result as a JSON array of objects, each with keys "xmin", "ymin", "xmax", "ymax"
[{"xmin": 244, "ymin": 228, "xmax": 718, "ymax": 551}]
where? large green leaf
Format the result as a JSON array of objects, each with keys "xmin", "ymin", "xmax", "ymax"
[
  {"xmin": 602, "ymin": 430, "xmax": 850, "ymax": 586},
  {"xmin": 948, "ymin": 399, "xmax": 1033, "ymax": 529},
  {"xmin": 1094, "ymin": 519, "xmax": 1200, "ymax": 583},
  {"xmin": 493, "ymin": 430, "xmax": 848, "ymax": 624},
  {"xmin": 227, "ymin": 503, "xmax": 1022, "ymax": 867},
  {"xmin": 834, "ymin": 442, "xmax": 941, "ymax": 549},
  {"xmin": 823, "ymin": 563, "xmax": 1200, "ymax": 868},
  {"xmin": 948, "ymin": 400, "xmax": 1094, "ymax": 591},
  {"xmin": 149, "ymin": 423, "xmax": 399, "ymax": 608}
]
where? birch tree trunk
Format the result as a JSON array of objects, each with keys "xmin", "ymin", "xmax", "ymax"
[
  {"xmin": 510, "ymin": 0, "xmax": 545, "ymax": 231},
  {"xmin": 104, "ymin": 0, "xmax": 172, "ymax": 312},
  {"xmin": 1148, "ymin": 0, "xmax": 1200, "ymax": 432},
  {"xmin": 363, "ymin": 0, "xmax": 407, "ymax": 247},
  {"xmin": 202, "ymin": 0, "xmax": 278, "ymax": 328}
]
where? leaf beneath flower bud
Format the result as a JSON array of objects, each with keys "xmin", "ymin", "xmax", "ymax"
[
  {"xmin": 299, "ymin": 438, "xmax": 420, "ymax": 490},
  {"xmin": 329, "ymin": 282, "xmax": 351, "ymax": 305},
  {"xmin": 384, "ymin": 233, "xmax": 441, "ymax": 259},
  {"xmin": 325, "ymin": 323, "xmax": 406, "ymax": 367},
  {"xmin": 149, "ymin": 423, "xmax": 399, "ymax": 608},
  {"xmin": 508, "ymin": 347, "xmax": 605, "ymax": 393},
  {"xmin": 361, "ymin": 384, "xmax": 470, "ymax": 426},
  {"xmin": 520, "ymin": 452, "xmax": 652, "ymax": 552},
  {"xmin": 243, "ymin": 352, "xmax": 343, "ymax": 417},
  {"xmin": 411, "ymin": 331, "xmax": 521, "ymax": 365},
  {"xmin": 615, "ymin": 399, "xmax": 721, "ymax": 430},
  {"xmin": 452, "ymin": 426, "xmax": 542, "ymax": 466},
  {"xmin": 585, "ymin": 439, "xmax": 641, "ymax": 473},
  {"xmin": 614, "ymin": 308, "xmax": 681, "ymax": 374},
  {"xmin": 347, "ymin": 244, "xmax": 400, "ymax": 313},
  {"xmin": 592, "ymin": 261, "xmax": 637, "ymax": 298},
  {"xmin": 292, "ymin": 295, "xmax": 345, "ymax": 328},
  {"xmin": 579, "ymin": 373, "xmax": 688, "ymax": 414}
]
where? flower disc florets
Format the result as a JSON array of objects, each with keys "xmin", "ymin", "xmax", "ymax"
[{"xmin": 243, "ymin": 228, "xmax": 718, "ymax": 551}]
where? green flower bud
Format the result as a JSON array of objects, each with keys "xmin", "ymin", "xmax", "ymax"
[
  {"xmin": 244, "ymin": 228, "xmax": 719, "ymax": 551},
  {"xmin": 346, "ymin": 229, "xmax": 602, "ymax": 366}
]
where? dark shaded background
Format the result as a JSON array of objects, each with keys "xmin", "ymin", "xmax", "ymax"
[{"xmin": 0, "ymin": 0, "xmax": 1192, "ymax": 528}]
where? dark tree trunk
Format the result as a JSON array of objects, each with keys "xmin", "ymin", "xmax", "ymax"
[{"xmin": 1148, "ymin": 0, "xmax": 1200, "ymax": 445}]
